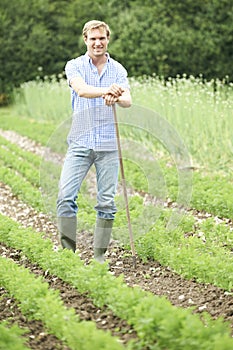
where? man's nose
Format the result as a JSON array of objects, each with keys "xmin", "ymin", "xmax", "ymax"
[{"xmin": 95, "ymin": 39, "xmax": 101, "ymax": 45}]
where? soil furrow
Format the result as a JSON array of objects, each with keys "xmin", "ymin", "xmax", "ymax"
[
  {"xmin": 1, "ymin": 128, "xmax": 233, "ymax": 231},
  {"xmin": 0, "ymin": 243, "xmax": 139, "ymax": 347},
  {"xmin": 0, "ymin": 181, "xmax": 232, "ymax": 334},
  {"xmin": 0, "ymin": 286, "xmax": 71, "ymax": 350}
]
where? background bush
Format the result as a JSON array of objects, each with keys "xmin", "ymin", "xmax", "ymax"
[{"xmin": 0, "ymin": 0, "xmax": 232, "ymax": 99}]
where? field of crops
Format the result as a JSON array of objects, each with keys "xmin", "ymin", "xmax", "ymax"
[{"xmin": 0, "ymin": 76, "xmax": 233, "ymax": 349}]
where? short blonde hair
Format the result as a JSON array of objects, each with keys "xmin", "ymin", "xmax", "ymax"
[{"xmin": 82, "ymin": 20, "xmax": 111, "ymax": 39}]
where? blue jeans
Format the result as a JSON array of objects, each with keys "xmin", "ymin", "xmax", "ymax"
[{"xmin": 57, "ymin": 143, "xmax": 119, "ymax": 219}]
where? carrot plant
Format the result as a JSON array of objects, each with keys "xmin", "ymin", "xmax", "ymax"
[
  {"xmin": 0, "ymin": 160, "xmax": 44, "ymax": 211},
  {"xmin": 122, "ymin": 152, "xmax": 233, "ymax": 219},
  {"xmin": 0, "ymin": 135, "xmax": 41, "ymax": 168},
  {"xmin": 0, "ymin": 214, "xmax": 232, "ymax": 350},
  {"xmin": 0, "ymin": 322, "xmax": 31, "ymax": 350},
  {"xmin": 135, "ymin": 215, "xmax": 233, "ymax": 291},
  {"xmin": 198, "ymin": 218, "xmax": 233, "ymax": 250},
  {"xmin": 191, "ymin": 172, "xmax": 233, "ymax": 218},
  {"xmin": 1, "ymin": 101, "xmax": 233, "ymax": 219},
  {"xmin": 0, "ymin": 256, "xmax": 124, "ymax": 350},
  {"xmin": 1, "ymin": 155, "xmax": 232, "ymax": 291},
  {"xmin": 1, "ymin": 141, "xmax": 40, "ymax": 187},
  {"xmin": 0, "ymin": 110, "xmax": 54, "ymax": 146}
]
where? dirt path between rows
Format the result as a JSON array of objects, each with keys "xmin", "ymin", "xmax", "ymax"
[
  {"xmin": 0, "ymin": 129, "xmax": 233, "ymax": 339},
  {"xmin": 0, "ymin": 242, "xmax": 139, "ymax": 349}
]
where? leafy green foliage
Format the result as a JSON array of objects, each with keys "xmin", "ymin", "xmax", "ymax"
[
  {"xmin": 0, "ymin": 322, "xmax": 30, "ymax": 350},
  {"xmin": 191, "ymin": 172, "xmax": 233, "ymax": 218},
  {"xmin": 0, "ymin": 109, "xmax": 55, "ymax": 146},
  {"xmin": 0, "ymin": 254, "xmax": 124, "ymax": 350},
  {"xmin": 0, "ymin": 213, "xmax": 232, "ymax": 350},
  {"xmin": 0, "ymin": 135, "xmax": 41, "ymax": 167},
  {"xmin": 135, "ymin": 215, "xmax": 233, "ymax": 291},
  {"xmin": 1, "ymin": 131, "xmax": 232, "ymax": 291},
  {"xmin": 0, "ymin": 139, "xmax": 40, "ymax": 187},
  {"xmin": 0, "ymin": 0, "xmax": 232, "ymax": 98},
  {"xmin": 0, "ymin": 160, "xmax": 44, "ymax": 211}
]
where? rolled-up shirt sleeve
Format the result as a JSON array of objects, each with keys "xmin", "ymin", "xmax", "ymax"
[
  {"xmin": 115, "ymin": 63, "xmax": 130, "ymax": 90},
  {"xmin": 65, "ymin": 59, "xmax": 82, "ymax": 86}
]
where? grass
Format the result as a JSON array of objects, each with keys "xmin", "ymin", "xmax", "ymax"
[{"xmin": 13, "ymin": 76, "xmax": 70, "ymax": 123}]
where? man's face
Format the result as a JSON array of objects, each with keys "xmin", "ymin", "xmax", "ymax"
[{"xmin": 84, "ymin": 27, "xmax": 109, "ymax": 58}]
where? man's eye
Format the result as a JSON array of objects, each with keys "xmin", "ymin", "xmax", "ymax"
[{"xmin": 89, "ymin": 37, "xmax": 106, "ymax": 42}]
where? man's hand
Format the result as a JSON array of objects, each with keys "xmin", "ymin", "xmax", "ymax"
[
  {"xmin": 102, "ymin": 84, "xmax": 124, "ymax": 106},
  {"xmin": 106, "ymin": 84, "xmax": 124, "ymax": 97},
  {"xmin": 103, "ymin": 93, "xmax": 119, "ymax": 106}
]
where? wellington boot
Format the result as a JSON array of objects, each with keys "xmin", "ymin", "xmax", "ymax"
[
  {"xmin": 94, "ymin": 218, "xmax": 113, "ymax": 263},
  {"xmin": 57, "ymin": 216, "xmax": 77, "ymax": 252}
]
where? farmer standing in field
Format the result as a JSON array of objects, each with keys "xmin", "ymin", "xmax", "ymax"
[{"xmin": 57, "ymin": 20, "xmax": 132, "ymax": 262}]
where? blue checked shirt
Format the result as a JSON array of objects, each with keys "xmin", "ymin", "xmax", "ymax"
[{"xmin": 65, "ymin": 52, "xmax": 130, "ymax": 151}]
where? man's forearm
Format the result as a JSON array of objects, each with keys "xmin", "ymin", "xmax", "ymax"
[
  {"xmin": 70, "ymin": 76, "xmax": 131, "ymax": 107},
  {"xmin": 70, "ymin": 79, "xmax": 107, "ymax": 98},
  {"xmin": 117, "ymin": 91, "xmax": 132, "ymax": 108},
  {"xmin": 70, "ymin": 77, "xmax": 124, "ymax": 100}
]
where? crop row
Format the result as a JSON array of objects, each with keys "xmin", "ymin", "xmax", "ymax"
[
  {"xmin": 136, "ymin": 216, "xmax": 233, "ymax": 290},
  {"xmin": 121, "ymin": 141, "xmax": 233, "ymax": 219},
  {"xmin": 1, "ymin": 113, "xmax": 233, "ymax": 219},
  {"xmin": 0, "ymin": 136, "xmax": 40, "ymax": 187},
  {"xmin": 0, "ymin": 139, "xmax": 233, "ymax": 290},
  {"xmin": 0, "ymin": 109, "xmax": 54, "ymax": 145},
  {"xmin": 0, "ymin": 213, "xmax": 232, "ymax": 350},
  {"xmin": 0, "ymin": 322, "xmax": 30, "ymax": 350},
  {"xmin": 0, "ymin": 254, "xmax": 124, "ymax": 350},
  {"xmin": 0, "ymin": 137, "xmax": 232, "ymax": 290},
  {"xmin": 1, "ymin": 132, "xmax": 233, "ymax": 228},
  {"xmin": 0, "ymin": 159, "xmax": 43, "ymax": 211}
]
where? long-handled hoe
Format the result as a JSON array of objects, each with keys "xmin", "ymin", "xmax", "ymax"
[{"xmin": 113, "ymin": 104, "xmax": 137, "ymax": 269}]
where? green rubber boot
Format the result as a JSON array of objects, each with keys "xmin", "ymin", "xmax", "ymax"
[
  {"xmin": 94, "ymin": 218, "xmax": 113, "ymax": 263},
  {"xmin": 57, "ymin": 216, "xmax": 77, "ymax": 252}
]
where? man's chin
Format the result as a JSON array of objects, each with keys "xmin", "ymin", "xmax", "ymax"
[{"xmin": 93, "ymin": 49, "xmax": 105, "ymax": 55}]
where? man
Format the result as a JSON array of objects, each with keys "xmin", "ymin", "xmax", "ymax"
[{"xmin": 57, "ymin": 20, "xmax": 131, "ymax": 262}]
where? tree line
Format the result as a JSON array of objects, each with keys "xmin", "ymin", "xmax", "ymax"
[{"xmin": 0, "ymin": 0, "xmax": 232, "ymax": 101}]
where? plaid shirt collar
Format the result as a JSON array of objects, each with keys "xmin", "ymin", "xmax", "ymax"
[{"xmin": 84, "ymin": 51, "xmax": 110, "ymax": 64}]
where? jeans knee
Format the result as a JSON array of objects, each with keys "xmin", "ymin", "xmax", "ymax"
[
  {"xmin": 97, "ymin": 211, "xmax": 115, "ymax": 220},
  {"xmin": 57, "ymin": 197, "xmax": 78, "ymax": 217}
]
